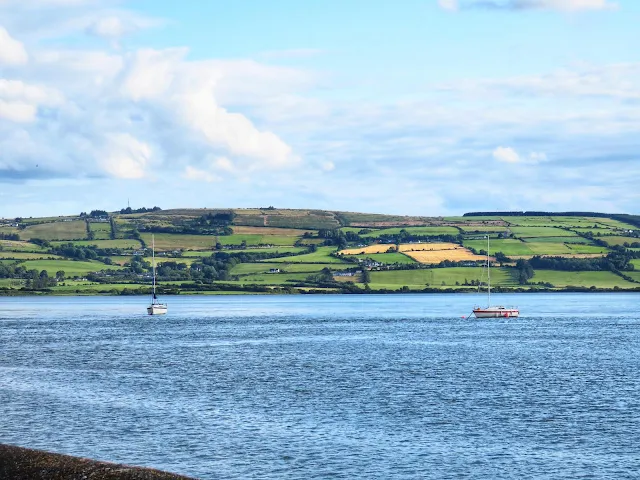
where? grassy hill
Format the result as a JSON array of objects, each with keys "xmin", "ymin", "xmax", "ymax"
[{"xmin": 1, "ymin": 208, "xmax": 639, "ymax": 295}]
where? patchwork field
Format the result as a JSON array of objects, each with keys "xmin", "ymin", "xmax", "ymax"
[
  {"xmin": 20, "ymin": 260, "xmax": 122, "ymax": 276},
  {"xmin": 368, "ymin": 267, "xmax": 517, "ymax": 289},
  {"xmin": 20, "ymin": 221, "xmax": 87, "ymax": 241},
  {"xmin": 352, "ymin": 253, "xmax": 417, "ymax": 264},
  {"xmin": 531, "ymin": 270, "xmax": 638, "ymax": 289},
  {"xmin": 2, "ymin": 209, "xmax": 639, "ymax": 294}
]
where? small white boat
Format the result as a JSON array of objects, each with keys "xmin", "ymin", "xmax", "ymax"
[
  {"xmin": 472, "ymin": 236, "xmax": 518, "ymax": 318},
  {"xmin": 147, "ymin": 234, "xmax": 167, "ymax": 316}
]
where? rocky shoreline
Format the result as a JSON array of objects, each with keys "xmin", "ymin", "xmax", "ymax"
[{"xmin": 0, "ymin": 444, "xmax": 196, "ymax": 479}]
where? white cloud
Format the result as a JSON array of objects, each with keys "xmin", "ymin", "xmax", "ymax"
[
  {"xmin": 86, "ymin": 16, "xmax": 127, "ymax": 38},
  {"xmin": 321, "ymin": 161, "xmax": 335, "ymax": 171},
  {"xmin": 0, "ymin": 79, "xmax": 63, "ymax": 122},
  {"xmin": 493, "ymin": 147, "xmax": 548, "ymax": 163},
  {"xmin": 183, "ymin": 166, "xmax": 221, "ymax": 183},
  {"xmin": 438, "ymin": 0, "xmax": 459, "ymax": 11},
  {"xmin": 100, "ymin": 133, "xmax": 152, "ymax": 179},
  {"xmin": 0, "ymin": 27, "xmax": 28, "ymax": 65},
  {"xmin": 493, "ymin": 146, "xmax": 521, "ymax": 163},
  {"xmin": 439, "ymin": 0, "xmax": 618, "ymax": 11}
]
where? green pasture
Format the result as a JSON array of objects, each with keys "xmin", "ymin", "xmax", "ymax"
[
  {"xmin": 51, "ymin": 239, "xmax": 142, "ymax": 249},
  {"xmin": 220, "ymin": 234, "xmax": 299, "ymax": 246},
  {"xmin": 571, "ymin": 227, "xmax": 617, "ymax": 234},
  {"xmin": 218, "ymin": 273, "xmax": 311, "ymax": 285},
  {"xmin": 0, "ymin": 278, "xmax": 24, "ymax": 288},
  {"xmin": 522, "ymin": 236, "xmax": 590, "ymax": 244},
  {"xmin": 20, "ymin": 260, "xmax": 122, "ymax": 276},
  {"xmin": 21, "ymin": 221, "xmax": 87, "ymax": 241},
  {"xmin": 442, "ymin": 216, "xmax": 501, "ymax": 222},
  {"xmin": 531, "ymin": 270, "xmax": 637, "ymax": 289},
  {"xmin": 0, "ymin": 252, "xmax": 63, "ymax": 260},
  {"xmin": 368, "ymin": 267, "xmax": 516, "ymax": 289},
  {"xmin": 181, "ymin": 247, "xmax": 306, "ymax": 257},
  {"xmin": 263, "ymin": 247, "xmax": 345, "ymax": 264},
  {"xmin": 87, "ymin": 223, "xmax": 112, "ymax": 240},
  {"xmin": 510, "ymin": 227, "xmax": 578, "ymax": 237},
  {"xmin": 141, "ymin": 233, "xmax": 220, "ymax": 251},
  {"xmin": 361, "ymin": 226, "xmax": 460, "ymax": 237},
  {"xmin": 352, "ymin": 253, "xmax": 417, "ymax": 264},
  {"xmin": 526, "ymin": 243, "xmax": 573, "ymax": 255},
  {"xmin": 458, "ymin": 225, "xmax": 509, "ymax": 233},
  {"xmin": 624, "ymin": 271, "xmax": 640, "ymax": 283},
  {"xmin": 565, "ymin": 245, "xmax": 609, "ymax": 254},
  {"xmin": 231, "ymin": 262, "xmax": 353, "ymax": 275},
  {"xmin": 631, "ymin": 259, "xmax": 640, "ymax": 269},
  {"xmin": 464, "ymin": 239, "xmax": 533, "ymax": 256},
  {"xmin": 0, "ymin": 240, "xmax": 46, "ymax": 252},
  {"xmin": 600, "ymin": 236, "xmax": 640, "ymax": 247}
]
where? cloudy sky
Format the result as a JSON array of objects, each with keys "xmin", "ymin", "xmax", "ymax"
[{"xmin": 1, "ymin": 0, "xmax": 638, "ymax": 217}]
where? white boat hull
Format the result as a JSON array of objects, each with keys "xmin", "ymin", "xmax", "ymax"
[
  {"xmin": 473, "ymin": 307, "xmax": 519, "ymax": 318},
  {"xmin": 147, "ymin": 304, "xmax": 168, "ymax": 315}
]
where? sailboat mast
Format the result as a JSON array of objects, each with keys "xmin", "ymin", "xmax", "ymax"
[
  {"xmin": 152, "ymin": 234, "xmax": 156, "ymax": 297},
  {"xmin": 487, "ymin": 235, "xmax": 491, "ymax": 305}
]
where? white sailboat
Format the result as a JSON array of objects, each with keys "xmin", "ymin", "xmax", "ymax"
[
  {"xmin": 147, "ymin": 234, "xmax": 167, "ymax": 316},
  {"xmin": 472, "ymin": 236, "xmax": 519, "ymax": 318}
]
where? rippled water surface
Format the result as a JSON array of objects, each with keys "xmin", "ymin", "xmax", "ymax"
[{"xmin": 1, "ymin": 293, "xmax": 640, "ymax": 479}]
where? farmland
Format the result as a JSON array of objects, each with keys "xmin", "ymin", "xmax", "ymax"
[{"xmin": 1, "ymin": 208, "xmax": 639, "ymax": 294}]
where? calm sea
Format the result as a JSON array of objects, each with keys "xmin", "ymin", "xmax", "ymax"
[{"xmin": 1, "ymin": 293, "xmax": 639, "ymax": 479}]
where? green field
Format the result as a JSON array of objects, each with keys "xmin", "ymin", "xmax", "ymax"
[
  {"xmin": 565, "ymin": 245, "xmax": 609, "ymax": 254},
  {"xmin": 525, "ymin": 242, "xmax": 573, "ymax": 255},
  {"xmin": 361, "ymin": 226, "xmax": 460, "ymax": 237},
  {"xmin": 20, "ymin": 221, "xmax": 87, "ymax": 241},
  {"xmin": 464, "ymin": 239, "xmax": 534, "ymax": 256},
  {"xmin": 600, "ymin": 236, "xmax": 640, "ymax": 247},
  {"xmin": 219, "ymin": 273, "xmax": 312, "ymax": 285},
  {"xmin": 21, "ymin": 260, "xmax": 122, "ymax": 276},
  {"xmin": 263, "ymin": 247, "xmax": 346, "ymax": 263},
  {"xmin": 509, "ymin": 227, "xmax": 578, "ymax": 237},
  {"xmin": 87, "ymin": 222, "xmax": 112, "ymax": 240},
  {"xmin": 352, "ymin": 253, "xmax": 416, "ymax": 264},
  {"xmin": 231, "ymin": 262, "xmax": 353, "ymax": 275},
  {"xmin": 0, "ymin": 252, "xmax": 63, "ymax": 260},
  {"xmin": 531, "ymin": 270, "xmax": 637, "ymax": 288},
  {"xmin": 522, "ymin": 236, "xmax": 591, "ymax": 244},
  {"xmin": 0, "ymin": 240, "xmax": 46, "ymax": 252},
  {"xmin": 51, "ymin": 239, "xmax": 142, "ymax": 249},
  {"xmin": 368, "ymin": 267, "xmax": 517, "ymax": 290}
]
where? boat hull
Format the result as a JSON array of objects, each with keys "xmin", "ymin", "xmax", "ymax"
[
  {"xmin": 147, "ymin": 304, "xmax": 168, "ymax": 315},
  {"xmin": 473, "ymin": 308, "xmax": 519, "ymax": 318}
]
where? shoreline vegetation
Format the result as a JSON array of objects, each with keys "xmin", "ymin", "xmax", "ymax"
[
  {"xmin": 1, "ymin": 208, "xmax": 640, "ymax": 296},
  {"xmin": 0, "ymin": 444, "xmax": 195, "ymax": 480}
]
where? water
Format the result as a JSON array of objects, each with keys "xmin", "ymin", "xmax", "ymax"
[{"xmin": 1, "ymin": 293, "xmax": 639, "ymax": 479}]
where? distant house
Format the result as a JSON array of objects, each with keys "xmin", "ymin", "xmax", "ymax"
[
  {"xmin": 268, "ymin": 268, "xmax": 281, "ymax": 274},
  {"xmin": 334, "ymin": 271, "xmax": 355, "ymax": 277}
]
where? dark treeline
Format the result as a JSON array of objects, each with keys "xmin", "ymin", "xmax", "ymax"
[
  {"xmin": 463, "ymin": 211, "xmax": 640, "ymax": 229},
  {"xmin": 119, "ymin": 206, "xmax": 162, "ymax": 214},
  {"xmin": 0, "ymin": 233, "xmax": 20, "ymax": 241},
  {"xmin": 528, "ymin": 247, "xmax": 638, "ymax": 272}
]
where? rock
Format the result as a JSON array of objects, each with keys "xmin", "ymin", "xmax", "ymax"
[{"xmin": 0, "ymin": 444, "xmax": 197, "ymax": 480}]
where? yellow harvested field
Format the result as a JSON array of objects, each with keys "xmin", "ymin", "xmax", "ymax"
[
  {"xmin": 397, "ymin": 242, "xmax": 459, "ymax": 253},
  {"xmin": 340, "ymin": 244, "xmax": 398, "ymax": 255},
  {"xmin": 400, "ymin": 243, "xmax": 486, "ymax": 263},
  {"xmin": 339, "ymin": 242, "xmax": 485, "ymax": 263}
]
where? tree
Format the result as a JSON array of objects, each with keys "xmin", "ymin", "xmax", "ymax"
[
  {"xmin": 361, "ymin": 268, "xmax": 371, "ymax": 283},
  {"xmin": 56, "ymin": 270, "xmax": 66, "ymax": 281}
]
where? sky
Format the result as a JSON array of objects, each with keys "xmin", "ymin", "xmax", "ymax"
[{"xmin": 0, "ymin": 0, "xmax": 639, "ymax": 218}]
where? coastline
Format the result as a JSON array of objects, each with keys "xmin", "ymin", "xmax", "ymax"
[{"xmin": 0, "ymin": 444, "xmax": 195, "ymax": 480}]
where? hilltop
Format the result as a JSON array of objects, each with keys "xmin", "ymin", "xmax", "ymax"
[{"xmin": 1, "ymin": 208, "xmax": 639, "ymax": 295}]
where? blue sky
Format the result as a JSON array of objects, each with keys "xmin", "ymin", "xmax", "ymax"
[{"xmin": 0, "ymin": 0, "xmax": 638, "ymax": 217}]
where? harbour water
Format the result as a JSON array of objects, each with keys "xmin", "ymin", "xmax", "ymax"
[{"xmin": 1, "ymin": 293, "xmax": 639, "ymax": 479}]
